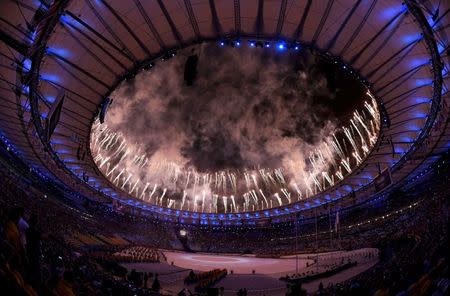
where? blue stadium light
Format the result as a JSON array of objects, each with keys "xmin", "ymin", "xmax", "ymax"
[
  {"xmin": 413, "ymin": 97, "xmax": 431, "ymax": 104},
  {"xmin": 415, "ymin": 112, "xmax": 427, "ymax": 119},
  {"xmin": 395, "ymin": 147, "xmax": 405, "ymax": 154},
  {"xmin": 277, "ymin": 42, "xmax": 286, "ymax": 50},
  {"xmin": 235, "ymin": 40, "xmax": 241, "ymax": 47},
  {"xmin": 40, "ymin": 73, "xmax": 61, "ymax": 83},
  {"xmin": 219, "ymin": 41, "xmax": 225, "ymax": 46},
  {"xmin": 414, "ymin": 78, "xmax": 432, "ymax": 87},
  {"xmin": 50, "ymin": 139, "xmax": 64, "ymax": 145},
  {"xmin": 264, "ymin": 42, "xmax": 270, "ymax": 48},
  {"xmin": 408, "ymin": 58, "xmax": 428, "ymax": 68},
  {"xmin": 47, "ymin": 47, "xmax": 71, "ymax": 58},
  {"xmin": 23, "ymin": 59, "xmax": 32, "ymax": 71},
  {"xmin": 380, "ymin": 5, "xmax": 406, "ymax": 20},
  {"xmin": 249, "ymin": 40, "xmax": 256, "ymax": 47},
  {"xmin": 293, "ymin": 44, "xmax": 300, "ymax": 51}
]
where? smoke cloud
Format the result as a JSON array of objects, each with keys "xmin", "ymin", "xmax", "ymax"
[{"xmin": 92, "ymin": 43, "xmax": 373, "ymax": 212}]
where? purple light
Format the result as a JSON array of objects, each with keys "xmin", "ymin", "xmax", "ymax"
[
  {"xmin": 395, "ymin": 147, "xmax": 405, "ymax": 154},
  {"xmin": 408, "ymin": 58, "xmax": 428, "ymax": 68},
  {"xmin": 50, "ymin": 139, "xmax": 64, "ymax": 144},
  {"xmin": 45, "ymin": 96, "xmax": 56, "ymax": 103},
  {"xmin": 380, "ymin": 5, "xmax": 405, "ymax": 20},
  {"xmin": 413, "ymin": 78, "xmax": 432, "ymax": 87},
  {"xmin": 414, "ymin": 112, "xmax": 427, "ymax": 118},
  {"xmin": 47, "ymin": 47, "xmax": 71, "ymax": 58},
  {"xmin": 60, "ymin": 14, "xmax": 84, "ymax": 29},
  {"xmin": 407, "ymin": 124, "xmax": 421, "ymax": 131},
  {"xmin": 343, "ymin": 185, "xmax": 352, "ymax": 192},
  {"xmin": 413, "ymin": 97, "xmax": 430, "ymax": 104},
  {"xmin": 23, "ymin": 59, "xmax": 32, "ymax": 71},
  {"xmin": 400, "ymin": 34, "xmax": 421, "ymax": 45},
  {"xmin": 40, "ymin": 73, "xmax": 61, "ymax": 83},
  {"xmin": 401, "ymin": 136, "xmax": 413, "ymax": 142}
]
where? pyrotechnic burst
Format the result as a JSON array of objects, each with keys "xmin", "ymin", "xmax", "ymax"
[
  {"xmin": 90, "ymin": 43, "xmax": 380, "ymax": 213},
  {"xmin": 91, "ymin": 94, "xmax": 379, "ymax": 213}
]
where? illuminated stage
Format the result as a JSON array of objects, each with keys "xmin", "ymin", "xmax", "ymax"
[
  {"xmin": 163, "ymin": 251, "xmax": 313, "ymax": 274},
  {"xmin": 122, "ymin": 248, "xmax": 378, "ymax": 295},
  {"xmin": 163, "ymin": 248, "xmax": 377, "ymax": 275}
]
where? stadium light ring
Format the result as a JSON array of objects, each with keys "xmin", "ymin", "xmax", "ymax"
[
  {"xmin": 85, "ymin": 39, "xmax": 386, "ymax": 220},
  {"xmin": 26, "ymin": 9, "xmax": 443, "ymax": 225}
]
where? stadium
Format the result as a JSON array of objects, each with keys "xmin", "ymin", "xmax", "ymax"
[{"xmin": 0, "ymin": 0, "xmax": 448, "ymax": 295}]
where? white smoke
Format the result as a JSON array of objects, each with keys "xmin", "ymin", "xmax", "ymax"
[{"xmin": 91, "ymin": 43, "xmax": 378, "ymax": 212}]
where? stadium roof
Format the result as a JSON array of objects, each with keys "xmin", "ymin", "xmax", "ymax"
[{"xmin": 0, "ymin": 0, "xmax": 448, "ymax": 222}]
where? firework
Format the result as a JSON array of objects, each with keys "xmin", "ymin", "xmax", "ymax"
[{"xmin": 90, "ymin": 95, "xmax": 380, "ymax": 213}]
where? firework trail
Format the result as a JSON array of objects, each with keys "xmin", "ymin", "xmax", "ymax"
[
  {"xmin": 231, "ymin": 195, "xmax": 236, "ymax": 212},
  {"xmin": 222, "ymin": 196, "xmax": 228, "ymax": 213},
  {"xmin": 259, "ymin": 189, "xmax": 269, "ymax": 208},
  {"xmin": 91, "ymin": 94, "xmax": 380, "ymax": 213}
]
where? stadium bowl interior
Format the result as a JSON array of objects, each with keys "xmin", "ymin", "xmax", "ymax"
[{"xmin": 0, "ymin": 0, "xmax": 449, "ymax": 295}]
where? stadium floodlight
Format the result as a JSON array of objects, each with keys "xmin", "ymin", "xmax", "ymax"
[{"xmin": 276, "ymin": 41, "xmax": 286, "ymax": 50}]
